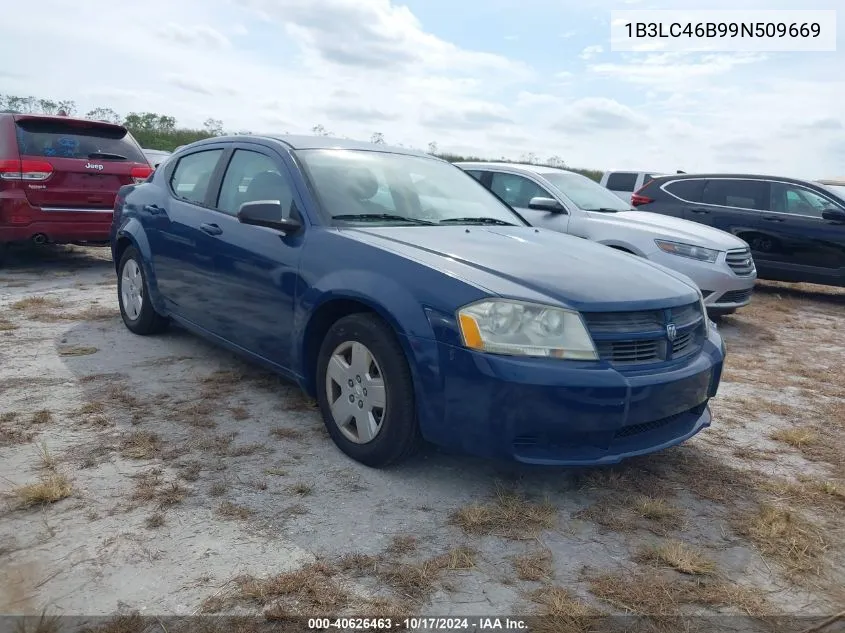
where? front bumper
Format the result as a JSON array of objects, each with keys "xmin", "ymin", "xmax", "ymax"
[
  {"xmin": 644, "ymin": 250, "xmax": 756, "ymax": 309},
  {"xmin": 411, "ymin": 324, "xmax": 724, "ymax": 466}
]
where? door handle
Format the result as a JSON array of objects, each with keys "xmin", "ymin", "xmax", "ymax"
[
  {"xmin": 762, "ymin": 216, "xmax": 784, "ymax": 222},
  {"xmin": 199, "ymin": 223, "xmax": 223, "ymax": 236},
  {"xmin": 689, "ymin": 208, "xmax": 710, "ymax": 214},
  {"xmin": 144, "ymin": 204, "xmax": 165, "ymax": 215}
]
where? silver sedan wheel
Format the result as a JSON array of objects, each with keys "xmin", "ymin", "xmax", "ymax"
[
  {"xmin": 120, "ymin": 259, "xmax": 144, "ymax": 321},
  {"xmin": 325, "ymin": 341, "xmax": 387, "ymax": 444}
]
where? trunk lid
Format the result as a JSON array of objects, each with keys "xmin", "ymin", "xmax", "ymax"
[{"xmin": 14, "ymin": 116, "xmax": 152, "ymax": 209}]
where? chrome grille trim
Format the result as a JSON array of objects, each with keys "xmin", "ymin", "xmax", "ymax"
[{"xmin": 726, "ymin": 248, "xmax": 756, "ymax": 276}]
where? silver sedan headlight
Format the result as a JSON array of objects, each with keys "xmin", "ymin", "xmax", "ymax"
[
  {"xmin": 457, "ymin": 299, "xmax": 598, "ymax": 360},
  {"xmin": 655, "ymin": 239, "xmax": 720, "ymax": 263}
]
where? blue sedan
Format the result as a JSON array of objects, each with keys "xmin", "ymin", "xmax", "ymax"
[{"xmin": 110, "ymin": 135, "xmax": 725, "ymax": 468}]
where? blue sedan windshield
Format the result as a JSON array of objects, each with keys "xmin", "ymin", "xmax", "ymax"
[{"xmin": 297, "ymin": 149, "xmax": 527, "ymax": 227}]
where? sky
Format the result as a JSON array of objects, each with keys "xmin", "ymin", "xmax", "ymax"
[{"xmin": 0, "ymin": 0, "xmax": 842, "ymax": 178}]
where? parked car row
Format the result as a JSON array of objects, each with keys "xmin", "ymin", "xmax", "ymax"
[
  {"xmin": 457, "ymin": 162, "xmax": 756, "ymax": 316},
  {"xmin": 0, "ymin": 114, "xmax": 828, "ymax": 470}
]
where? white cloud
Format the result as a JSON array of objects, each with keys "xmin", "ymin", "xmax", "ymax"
[
  {"xmin": 0, "ymin": 0, "xmax": 841, "ymax": 178},
  {"xmin": 579, "ymin": 45, "xmax": 604, "ymax": 60}
]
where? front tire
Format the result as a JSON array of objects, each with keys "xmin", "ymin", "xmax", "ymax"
[
  {"xmin": 117, "ymin": 246, "xmax": 168, "ymax": 335},
  {"xmin": 315, "ymin": 313, "xmax": 419, "ymax": 467}
]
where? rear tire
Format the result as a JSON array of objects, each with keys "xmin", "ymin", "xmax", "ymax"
[
  {"xmin": 315, "ymin": 313, "xmax": 420, "ymax": 467},
  {"xmin": 117, "ymin": 246, "xmax": 169, "ymax": 335}
]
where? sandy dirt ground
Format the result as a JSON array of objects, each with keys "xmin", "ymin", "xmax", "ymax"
[{"xmin": 0, "ymin": 245, "xmax": 843, "ymax": 631}]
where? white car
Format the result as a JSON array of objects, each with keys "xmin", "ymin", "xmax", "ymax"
[
  {"xmin": 600, "ymin": 170, "xmax": 666, "ymax": 201},
  {"xmin": 457, "ymin": 162, "xmax": 757, "ymax": 315},
  {"xmin": 142, "ymin": 148, "xmax": 171, "ymax": 168}
]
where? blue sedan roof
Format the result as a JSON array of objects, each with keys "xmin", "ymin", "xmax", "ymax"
[{"xmin": 189, "ymin": 134, "xmax": 433, "ymax": 158}]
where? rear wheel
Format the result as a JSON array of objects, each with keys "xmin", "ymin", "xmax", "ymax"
[
  {"xmin": 117, "ymin": 246, "xmax": 168, "ymax": 335},
  {"xmin": 315, "ymin": 313, "xmax": 419, "ymax": 467}
]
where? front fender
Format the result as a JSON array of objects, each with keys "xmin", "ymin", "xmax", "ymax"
[
  {"xmin": 115, "ymin": 218, "xmax": 168, "ymax": 316},
  {"xmin": 295, "ymin": 270, "xmax": 448, "ymax": 438}
]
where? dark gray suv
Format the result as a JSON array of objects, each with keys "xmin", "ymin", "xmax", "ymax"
[{"xmin": 631, "ymin": 174, "xmax": 845, "ymax": 288}]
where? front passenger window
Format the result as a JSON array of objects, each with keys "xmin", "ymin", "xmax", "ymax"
[
  {"xmin": 490, "ymin": 173, "xmax": 553, "ymax": 208},
  {"xmin": 217, "ymin": 150, "xmax": 296, "ymax": 218},
  {"xmin": 770, "ymin": 183, "xmax": 833, "ymax": 218}
]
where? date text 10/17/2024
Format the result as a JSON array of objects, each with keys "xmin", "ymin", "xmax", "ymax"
[{"xmin": 307, "ymin": 618, "xmax": 529, "ymax": 631}]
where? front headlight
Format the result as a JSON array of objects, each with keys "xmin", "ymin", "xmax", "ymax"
[
  {"xmin": 457, "ymin": 299, "xmax": 598, "ymax": 360},
  {"xmin": 655, "ymin": 239, "xmax": 720, "ymax": 263}
]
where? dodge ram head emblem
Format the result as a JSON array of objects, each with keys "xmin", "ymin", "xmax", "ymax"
[{"xmin": 666, "ymin": 323, "xmax": 678, "ymax": 341}]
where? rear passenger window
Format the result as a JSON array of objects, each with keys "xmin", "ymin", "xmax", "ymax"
[
  {"xmin": 465, "ymin": 170, "xmax": 485, "ymax": 182},
  {"xmin": 665, "ymin": 179, "xmax": 705, "ymax": 202},
  {"xmin": 606, "ymin": 172, "xmax": 638, "ymax": 192},
  {"xmin": 702, "ymin": 179, "xmax": 767, "ymax": 210},
  {"xmin": 170, "ymin": 150, "xmax": 223, "ymax": 205}
]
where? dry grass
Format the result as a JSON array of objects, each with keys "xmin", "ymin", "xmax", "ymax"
[
  {"xmin": 451, "ymin": 487, "xmax": 557, "ymax": 539},
  {"xmin": 229, "ymin": 406, "xmax": 250, "ymax": 421},
  {"xmin": 234, "ymin": 561, "xmax": 348, "ymax": 615},
  {"xmin": 145, "ymin": 512, "xmax": 165, "ymax": 529},
  {"xmin": 209, "ymin": 482, "xmax": 228, "ymax": 497},
  {"xmin": 177, "ymin": 461, "xmax": 202, "ymax": 482},
  {"xmin": 57, "ymin": 345, "xmax": 98, "ymax": 357},
  {"xmin": 119, "ymin": 431, "xmax": 161, "ymax": 459},
  {"xmin": 36, "ymin": 442, "xmax": 58, "ymax": 471},
  {"xmin": 0, "ymin": 411, "xmax": 34, "ymax": 446},
  {"xmin": 635, "ymin": 541, "xmax": 716, "ymax": 575},
  {"xmin": 31, "ymin": 409, "xmax": 53, "ymax": 425},
  {"xmin": 771, "ymin": 426, "xmax": 819, "ymax": 448},
  {"xmin": 0, "ymin": 317, "xmax": 18, "ymax": 331},
  {"xmin": 228, "ymin": 442, "xmax": 262, "ymax": 457},
  {"xmin": 586, "ymin": 569, "xmax": 768, "ymax": 618},
  {"xmin": 377, "ymin": 547, "xmax": 476, "ymax": 600},
  {"xmin": 338, "ymin": 553, "xmax": 381, "ymax": 577},
  {"xmin": 386, "ymin": 535, "xmax": 418, "ymax": 556},
  {"xmin": 10, "ymin": 296, "xmax": 65, "ymax": 312},
  {"xmin": 171, "ymin": 400, "xmax": 217, "ymax": 429},
  {"xmin": 733, "ymin": 504, "xmax": 828, "ymax": 575},
  {"xmin": 10, "ymin": 473, "xmax": 73, "ymax": 508},
  {"xmin": 289, "ymin": 482, "xmax": 314, "ymax": 496},
  {"xmin": 528, "ymin": 585, "xmax": 604, "ymax": 633},
  {"xmin": 269, "ymin": 427, "xmax": 305, "ymax": 440},
  {"xmin": 631, "ymin": 496, "xmax": 684, "ymax": 530},
  {"xmin": 156, "ymin": 482, "xmax": 188, "ymax": 508},
  {"xmin": 73, "ymin": 304, "xmax": 114, "ymax": 321},
  {"xmin": 217, "ymin": 501, "xmax": 253, "ymax": 520},
  {"xmin": 513, "ymin": 548, "xmax": 554, "ymax": 581}
]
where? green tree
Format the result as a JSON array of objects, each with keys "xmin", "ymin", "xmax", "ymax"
[
  {"xmin": 370, "ymin": 132, "xmax": 385, "ymax": 145},
  {"xmin": 85, "ymin": 107, "xmax": 121, "ymax": 124}
]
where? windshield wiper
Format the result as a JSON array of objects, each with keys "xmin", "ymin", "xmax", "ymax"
[
  {"xmin": 583, "ymin": 207, "xmax": 622, "ymax": 213},
  {"xmin": 88, "ymin": 152, "xmax": 127, "ymax": 160},
  {"xmin": 439, "ymin": 217, "xmax": 517, "ymax": 226},
  {"xmin": 332, "ymin": 213, "xmax": 434, "ymax": 225}
]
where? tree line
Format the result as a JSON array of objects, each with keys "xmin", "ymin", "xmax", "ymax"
[{"xmin": 0, "ymin": 94, "xmax": 601, "ymax": 181}]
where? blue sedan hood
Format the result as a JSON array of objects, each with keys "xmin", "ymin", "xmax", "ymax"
[{"xmin": 342, "ymin": 226, "xmax": 700, "ymax": 311}]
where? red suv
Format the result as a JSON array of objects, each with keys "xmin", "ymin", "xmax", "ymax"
[{"xmin": 0, "ymin": 113, "xmax": 152, "ymax": 261}]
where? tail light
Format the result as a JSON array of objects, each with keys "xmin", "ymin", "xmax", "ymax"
[
  {"xmin": 130, "ymin": 165, "xmax": 153, "ymax": 184},
  {"xmin": 631, "ymin": 193, "xmax": 654, "ymax": 207},
  {"xmin": 0, "ymin": 159, "xmax": 53, "ymax": 181}
]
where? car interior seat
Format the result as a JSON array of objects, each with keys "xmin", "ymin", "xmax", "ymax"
[{"xmin": 243, "ymin": 171, "xmax": 294, "ymax": 217}]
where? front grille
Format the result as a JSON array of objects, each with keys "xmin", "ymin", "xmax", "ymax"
[
  {"xmin": 596, "ymin": 339, "xmax": 662, "ymax": 364},
  {"xmin": 717, "ymin": 288, "xmax": 754, "ymax": 304},
  {"xmin": 583, "ymin": 301, "xmax": 705, "ymax": 366},
  {"xmin": 726, "ymin": 248, "xmax": 755, "ymax": 276}
]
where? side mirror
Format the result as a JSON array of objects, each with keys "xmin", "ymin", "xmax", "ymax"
[
  {"xmin": 528, "ymin": 196, "xmax": 566, "ymax": 213},
  {"xmin": 237, "ymin": 200, "xmax": 302, "ymax": 234},
  {"xmin": 822, "ymin": 208, "xmax": 845, "ymax": 223}
]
